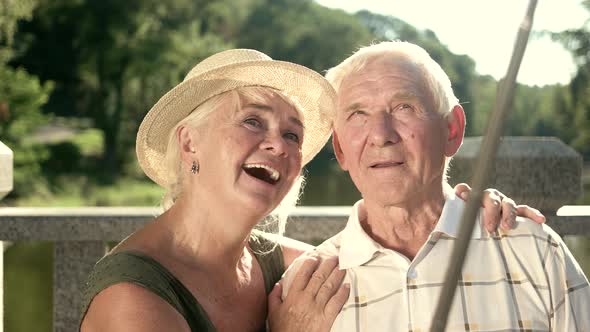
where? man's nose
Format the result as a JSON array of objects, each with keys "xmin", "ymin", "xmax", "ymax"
[
  {"xmin": 260, "ymin": 133, "xmax": 288, "ymax": 157},
  {"xmin": 368, "ymin": 112, "xmax": 400, "ymax": 146}
]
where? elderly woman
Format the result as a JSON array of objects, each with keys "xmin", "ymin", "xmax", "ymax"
[{"xmin": 80, "ymin": 49, "xmax": 544, "ymax": 332}]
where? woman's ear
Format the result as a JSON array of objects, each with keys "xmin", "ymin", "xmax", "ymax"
[
  {"xmin": 445, "ymin": 104, "xmax": 466, "ymax": 157},
  {"xmin": 177, "ymin": 125, "xmax": 198, "ymax": 162}
]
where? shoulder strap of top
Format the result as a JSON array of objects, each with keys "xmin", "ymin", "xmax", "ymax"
[
  {"xmin": 249, "ymin": 230, "xmax": 286, "ymax": 294},
  {"xmin": 80, "ymin": 251, "xmax": 216, "ymax": 332}
]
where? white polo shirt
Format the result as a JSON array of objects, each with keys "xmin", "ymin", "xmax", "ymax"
[{"xmin": 281, "ymin": 194, "xmax": 590, "ymax": 331}]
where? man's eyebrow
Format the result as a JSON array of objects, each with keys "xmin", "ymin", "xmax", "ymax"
[
  {"xmin": 243, "ymin": 103, "xmax": 304, "ymax": 129},
  {"xmin": 343, "ymin": 102, "xmax": 363, "ymax": 114}
]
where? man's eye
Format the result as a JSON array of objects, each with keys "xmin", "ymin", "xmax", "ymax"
[
  {"xmin": 397, "ymin": 103, "xmax": 413, "ymax": 111},
  {"xmin": 348, "ymin": 110, "xmax": 366, "ymax": 120}
]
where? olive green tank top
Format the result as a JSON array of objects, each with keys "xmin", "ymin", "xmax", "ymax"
[{"xmin": 80, "ymin": 230, "xmax": 285, "ymax": 331}]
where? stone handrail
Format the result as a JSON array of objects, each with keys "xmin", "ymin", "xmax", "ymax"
[{"xmin": 0, "ymin": 207, "xmax": 589, "ymax": 332}]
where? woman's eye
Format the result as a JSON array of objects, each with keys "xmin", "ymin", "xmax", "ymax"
[
  {"xmin": 244, "ymin": 117, "xmax": 262, "ymax": 128},
  {"xmin": 284, "ymin": 132, "xmax": 300, "ymax": 143}
]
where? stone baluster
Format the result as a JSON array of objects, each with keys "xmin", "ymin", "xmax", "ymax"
[{"xmin": 0, "ymin": 141, "xmax": 14, "ymax": 332}]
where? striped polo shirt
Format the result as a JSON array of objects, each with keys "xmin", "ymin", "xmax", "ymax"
[{"xmin": 281, "ymin": 194, "xmax": 590, "ymax": 331}]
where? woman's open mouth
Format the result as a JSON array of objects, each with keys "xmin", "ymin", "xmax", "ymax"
[{"xmin": 242, "ymin": 164, "xmax": 280, "ymax": 185}]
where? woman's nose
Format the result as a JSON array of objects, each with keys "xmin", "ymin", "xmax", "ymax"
[{"xmin": 260, "ymin": 133, "xmax": 288, "ymax": 157}]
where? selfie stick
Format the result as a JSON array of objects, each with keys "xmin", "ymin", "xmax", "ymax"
[{"xmin": 430, "ymin": 1, "xmax": 538, "ymax": 330}]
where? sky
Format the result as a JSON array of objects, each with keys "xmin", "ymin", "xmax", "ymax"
[{"xmin": 315, "ymin": 0, "xmax": 588, "ymax": 86}]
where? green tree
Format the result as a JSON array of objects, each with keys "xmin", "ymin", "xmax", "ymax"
[
  {"xmin": 13, "ymin": 0, "xmax": 233, "ymax": 178},
  {"xmin": 238, "ymin": 0, "xmax": 373, "ymax": 73},
  {"xmin": 550, "ymin": 0, "xmax": 590, "ymax": 158},
  {"xmin": 0, "ymin": 0, "xmax": 53, "ymax": 198}
]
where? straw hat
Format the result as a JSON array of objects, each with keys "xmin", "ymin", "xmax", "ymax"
[{"xmin": 136, "ymin": 49, "xmax": 336, "ymax": 187}]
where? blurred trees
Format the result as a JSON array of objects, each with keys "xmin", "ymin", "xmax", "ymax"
[
  {"xmin": 0, "ymin": 0, "xmax": 53, "ymax": 197},
  {"xmin": 2, "ymin": 0, "xmax": 589, "ymax": 193},
  {"xmin": 237, "ymin": 0, "xmax": 373, "ymax": 72},
  {"xmin": 550, "ymin": 0, "xmax": 590, "ymax": 158},
  {"xmin": 12, "ymin": 0, "xmax": 232, "ymax": 177}
]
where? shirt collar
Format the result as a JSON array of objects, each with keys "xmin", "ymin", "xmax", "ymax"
[
  {"xmin": 433, "ymin": 193, "xmax": 486, "ymax": 239},
  {"xmin": 338, "ymin": 194, "xmax": 487, "ymax": 269},
  {"xmin": 339, "ymin": 200, "xmax": 385, "ymax": 269}
]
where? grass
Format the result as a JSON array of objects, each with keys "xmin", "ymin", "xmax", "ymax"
[
  {"xmin": 5, "ymin": 242, "xmax": 53, "ymax": 332},
  {"xmin": 13, "ymin": 176, "xmax": 164, "ymax": 207}
]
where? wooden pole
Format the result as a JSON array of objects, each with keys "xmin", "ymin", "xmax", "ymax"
[{"xmin": 429, "ymin": 1, "xmax": 538, "ymax": 330}]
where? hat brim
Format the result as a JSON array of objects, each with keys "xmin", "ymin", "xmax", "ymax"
[{"xmin": 136, "ymin": 60, "xmax": 336, "ymax": 187}]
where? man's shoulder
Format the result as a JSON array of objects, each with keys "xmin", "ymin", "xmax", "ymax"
[
  {"xmin": 314, "ymin": 230, "xmax": 345, "ymax": 256},
  {"xmin": 286, "ymin": 230, "xmax": 345, "ymax": 268},
  {"xmin": 507, "ymin": 216, "xmax": 563, "ymax": 244}
]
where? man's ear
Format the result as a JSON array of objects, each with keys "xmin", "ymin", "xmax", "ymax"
[
  {"xmin": 177, "ymin": 125, "xmax": 198, "ymax": 163},
  {"xmin": 445, "ymin": 104, "xmax": 466, "ymax": 157},
  {"xmin": 332, "ymin": 132, "xmax": 348, "ymax": 171}
]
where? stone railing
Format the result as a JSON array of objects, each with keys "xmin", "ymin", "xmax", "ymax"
[{"xmin": 0, "ymin": 136, "xmax": 589, "ymax": 332}]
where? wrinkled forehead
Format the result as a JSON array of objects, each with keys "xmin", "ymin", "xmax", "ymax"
[{"xmin": 336, "ymin": 57, "xmax": 433, "ymax": 111}]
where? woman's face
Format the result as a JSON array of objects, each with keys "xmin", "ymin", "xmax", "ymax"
[{"xmin": 192, "ymin": 91, "xmax": 304, "ymax": 216}]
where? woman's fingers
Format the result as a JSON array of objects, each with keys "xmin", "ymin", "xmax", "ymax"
[
  {"xmin": 314, "ymin": 262, "xmax": 346, "ymax": 306},
  {"xmin": 482, "ymin": 189, "xmax": 503, "ymax": 233},
  {"xmin": 290, "ymin": 256, "xmax": 320, "ymax": 292},
  {"xmin": 268, "ymin": 282, "xmax": 283, "ymax": 313},
  {"xmin": 499, "ymin": 197, "xmax": 517, "ymax": 230},
  {"xmin": 324, "ymin": 283, "xmax": 350, "ymax": 319},
  {"xmin": 454, "ymin": 183, "xmax": 472, "ymax": 201},
  {"xmin": 306, "ymin": 256, "xmax": 339, "ymax": 297},
  {"xmin": 516, "ymin": 205, "xmax": 546, "ymax": 224}
]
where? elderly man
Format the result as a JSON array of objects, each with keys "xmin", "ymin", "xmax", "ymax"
[{"xmin": 281, "ymin": 41, "xmax": 590, "ymax": 331}]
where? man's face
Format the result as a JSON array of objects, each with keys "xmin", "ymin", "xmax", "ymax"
[{"xmin": 333, "ymin": 57, "xmax": 462, "ymax": 206}]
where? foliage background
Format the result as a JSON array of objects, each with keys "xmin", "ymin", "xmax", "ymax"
[{"xmin": 1, "ymin": 0, "xmax": 589, "ymax": 330}]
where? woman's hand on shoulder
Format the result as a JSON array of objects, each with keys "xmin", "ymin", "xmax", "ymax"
[
  {"xmin": 454, "ymin": 183, "xmax": 546, "ymax": 233},
  {"xmin": 81, "ymin": 283, "xmax": 190, "ymax": 332},
  {"xmin": 267, "ymin": 256, "xmax": 349, "ymax": 332}
]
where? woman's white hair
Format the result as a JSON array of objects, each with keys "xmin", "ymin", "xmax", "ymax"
[
  {"xmin": 160, "ymin": 86, "xmax": 305, "ymax": 238},
  {"xmin": 326, "ymin": 40, "xmax": 461, "ymax": 179}
]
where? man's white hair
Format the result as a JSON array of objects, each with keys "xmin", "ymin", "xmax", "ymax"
[
  {"xmin": 326, "ymin": 41, "xmax": 462, "ymax": 179},
  {"xmin": 326, "ymin": 41, "xmax": 459, "ymax": 116}
]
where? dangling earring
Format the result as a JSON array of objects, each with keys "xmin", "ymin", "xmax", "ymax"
[{"xmin": 191, "ymin": 161, "xmax": 199, "ymax": 174}]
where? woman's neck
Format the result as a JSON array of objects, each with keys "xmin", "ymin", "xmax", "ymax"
[{"xmin": 157, "ymin": 194, "xmax": 262, "ymax": 273}]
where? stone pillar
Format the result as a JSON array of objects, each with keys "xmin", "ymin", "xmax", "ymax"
[
  {"xmin": 0, "ymin": 141, "xmax": 12, "ymax": 200},
  {"xmin": 53, "ymin": 241, "xmax": 107, "ymax": 332},
  {"xmin": 0, "ymin": 141, "xmax": 12, "ymax": 332},
  {"xmin": 448, "ymin": 137, "xmax": 583, "ymax": 214}
]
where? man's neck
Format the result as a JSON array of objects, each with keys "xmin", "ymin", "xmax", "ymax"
[{"xmin": 362, "ymin": 189, "xmax": 447, "ymax": 260}]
